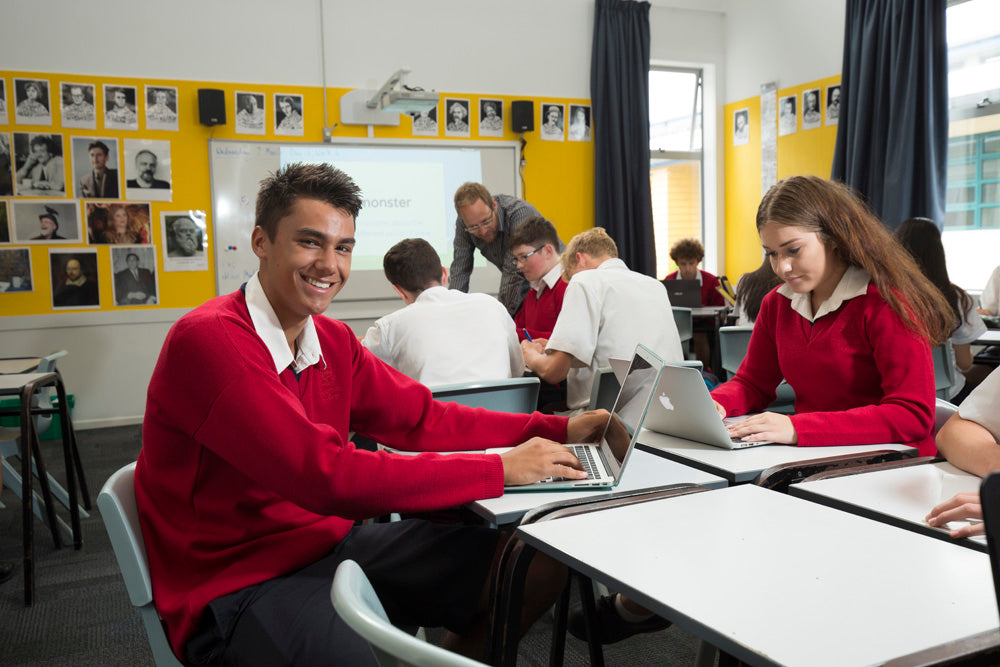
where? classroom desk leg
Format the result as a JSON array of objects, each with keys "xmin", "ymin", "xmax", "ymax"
[
  {"xmin": 548, "ymin": 583, "xmax": 570, "ymax": 666},
  {"xmin": 577, "ymin": 573, "xmax": 606, "ymax": 667},
  {"xmin": 54, "ymin": 379, "xmax": 82, "ymax": 548}
]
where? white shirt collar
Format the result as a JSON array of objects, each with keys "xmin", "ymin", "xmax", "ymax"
[
  {"xmin": 777, "ymin": 264, "xmax": 871, "ymax": 322},
  {"xmin": 597, "ymin": 257, "xmax": 628, "ymax": 271},
  {"xmin": 413, "ymin": 284, "xmax": 448, "ymax": 303},
  {"xmin": 245, "ymin": 272, "xmax": 325, "ymax": 374},
  {"xmin": 673, "ymin": 270, "xmax": 702, "ymax": 285},
  {"xmin": 530, "ymin": 263, "xmax": 564, "ymax": 296}
]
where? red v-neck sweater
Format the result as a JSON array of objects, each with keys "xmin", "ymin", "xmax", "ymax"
[
  {"xmin": 135, "ymin": 290, "xmax": 567, "ymax": 658},
  {"xmin": 711, "ymin": 283, "xmax": 936, "ymax": 455},
  {"xmin": 515, "ymin": 276, "xmax": 568, "ymax": 341}
]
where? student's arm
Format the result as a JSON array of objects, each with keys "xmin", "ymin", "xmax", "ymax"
[
  {"xmin": 448, "ymin": 217, "xmax": 474, "ymax": 293},
  {"xmin": 954, "ymin": 342, "xmax": 974, "ymax": 373},
  {"xmin": 521, "ymin": 339, "xmax": 573, "ymax": 384},
  {"xmin": 936, "ymin": 411, "xmax": 1000, "ymax": 478}
]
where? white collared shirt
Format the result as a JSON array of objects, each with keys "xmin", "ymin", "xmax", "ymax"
[
  {"xmin": 530, "ymin": 263, "xmax": 564, "ymax": 297},
  {"xmin": 777, "ymin": 264, "xmax": 871, "ymax": 322},
  {"xmin": 244, "ymin": 272, "xmax": 324, "ymax": 374}
]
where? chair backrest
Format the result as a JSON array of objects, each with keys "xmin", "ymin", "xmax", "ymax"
[
  {"xmin": 429, "ymin": 377, "xmax": 539, "ymax": 413},
  {"xmin": 718, "ymin": 325, "xmax": 753, "ymax": 377},
  {"xmin": 332, "ymin": 559, "xmax": 489, "ymax": 667},
  {"xmin": 980, "ymin": 472, "xmax": 1000, "ymax": 622},
  {"xmin": 98, "ymin": 463, "xmax": 183, "ymax": 667},
  {"xmin": 671, "ymin": 307, "xmax": 693, "ymax": 343},
  {"xmin": 587, "ymin": 367, "xmax": 620, "ymax": 412},
  {"xmin": 932, "ymin": 342, "xmax": 957, "ymax": 399},
  {"xmin": 935, "ymin": 397, "xmax": 959, "ymax": 435}
]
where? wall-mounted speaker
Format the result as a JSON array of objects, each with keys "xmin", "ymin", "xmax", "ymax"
[
  {"xmin": 198, "ymin": 89, "xmax": 226, "ymax": 126},
  {"xmin": 511, "ymin": 100, "xmax": 534, "ymax": 132}
]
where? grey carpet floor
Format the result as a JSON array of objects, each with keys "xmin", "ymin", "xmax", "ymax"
[{"xmin": 0, "ymin": 426, "xmax": 708, "ymax": 666}]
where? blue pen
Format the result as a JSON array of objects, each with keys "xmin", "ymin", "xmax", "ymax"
[{"xmin": 522, "ymin": 329, "xmax": 533, "ymax": 342}]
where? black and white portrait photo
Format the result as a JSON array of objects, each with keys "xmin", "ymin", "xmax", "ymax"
[
  {"xmin": 444, "ymin": 98, "xmax": 471, "ymax": 138},
  {"xmin": 274, "ymin": 93, "xmax": 304, "ymax": 136},
  {"xmin": 410, "ymin": 106, "xmax": 438, "ymax": 137},
  {"xmin": 540, "ymin": 103, "xmax": 564, "ymax": 141},
  {"xmin": 124, "ymin": 138, "xmax": 172, "ymax": 202},
  {"xmin": 103, "ymin": 84, "xmax": 139, "ymax": 130},
  {"xmin": 145, "ymin": 85, "xmax": 179, "ymax": 131},
  {"xmin": 14, "ymin": 78, "xmax": 52, "ymax": 126},
  {"xmin": 0, "ymin": 80, "xmax": 8, "ymax": 125},
  {"xmin": 568, "ymin": 104, "xmax": 591, "ymax": 142},
  {"xmin": 12, "ymin": 200, "xmax": 81, "ymax": 244},
  {"xmin": 60, "ymin": 82, "xmax": 97, "ymax": 129},
  {"xmin": 163, "ymin": 210, "xmax": 208, "ymax": 272},
  {"xmin": 802, "ymin": 88, "xmax": 821, "ymax": 130},
  {"xmin": 733, "ymin": 108, "xmax": 750, "ymax": 146},
  {"xmin": 235, "ymin": 92, "xmax": 266, "ymax": 135},
  {"xmin": 0, "ymin": 133, "xmax": 13, "ymax": 196},
  {"xmin": 72, "ymin": 136, "xmax": 121, "ymax": 200},
  {"xmin": 111, "ymin": 245, "xmax": 158, "ymax": 306},
  {"xmin": 13, "ymin": 132, "xmax": 66, "ymax": 197},
  {"xmin": 778, "ymin": 94, "xmax": 797, "ymax": 136},
  {"xmin": 478, "ymin": 99, "xmax": 503, "ymax": 137},
  {"xmin": 0, "ymin": 247, "xmax": 32, "ymax": 293},
  {"xmin": 826, "ymin": 84, "xmax": 841, "ymax": 126},
  {"xmin": 50, "ymin": 249, "xmax": 99, "ymax": 310}
]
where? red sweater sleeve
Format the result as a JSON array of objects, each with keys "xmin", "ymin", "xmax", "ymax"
[{"xmin": 701, "ymin": 270, "xmax": 725, "ymax": 306}]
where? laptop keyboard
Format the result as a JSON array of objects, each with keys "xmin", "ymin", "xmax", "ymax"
[{"xmin": 538, "ymin": 444, "xmax": 603, "ymax": 483}]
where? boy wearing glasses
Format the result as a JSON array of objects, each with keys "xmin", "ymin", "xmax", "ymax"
[
  {"xmin": 449, "ymin": 182, "xmax": 560, "ymax": 317},
  {"xmin": 510, "ymin": 216, "xmax": 567, "ymax": 342},
  {"xmin": 362, "ymin": 237, "xmax": 523, "ymax": 386}
]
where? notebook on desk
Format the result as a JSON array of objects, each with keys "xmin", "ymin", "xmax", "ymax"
[
  {"xmin": 664, "ymin": 279, "xmax": 702, "ymax": 307},
  {"xmin": 643, "ymin": 364, "xmax": 775, "ymax": 449},
  {"xmin": 490, "ymin": 344, "xmax": 665, "ymax": 491}
]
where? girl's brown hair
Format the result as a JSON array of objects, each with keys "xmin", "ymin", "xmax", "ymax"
[{"xmin": 756, "ymin": 176, "xmax": 953, "ymax": 344}]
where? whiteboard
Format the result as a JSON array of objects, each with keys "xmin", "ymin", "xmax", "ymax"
[{"xmin": 208, "ymin": 138, "xmax": 521, "ymax": 300}]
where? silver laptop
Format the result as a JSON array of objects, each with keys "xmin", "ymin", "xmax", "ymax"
[
  {"xmin": 643, "ymin": 364, "xmax": 775, "ymax": 449},
  {"xmin": 490, "ymin": 344, "xmax": 665, "ymax": 491},
  {"xmin": 663, "ymin": 279, "xmax": 702, "ymax": 307}
]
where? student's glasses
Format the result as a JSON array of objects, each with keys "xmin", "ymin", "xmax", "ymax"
[{"xmin": 514, "ymin": 246, "xmax": 545, "ymax": 264}]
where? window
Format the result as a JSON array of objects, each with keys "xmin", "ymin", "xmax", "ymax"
[
  {"xmin": 944, "ymin": 0, "xmax": 1000, "ymax": 231},
  {"xmin": 649, "ymin": 68, "xmax": 703, "ymax": 278}
]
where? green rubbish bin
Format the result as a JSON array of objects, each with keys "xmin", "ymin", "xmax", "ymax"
[{"xmin": 0, "ymin": 394, "xmax": 75, "ymax": 440}]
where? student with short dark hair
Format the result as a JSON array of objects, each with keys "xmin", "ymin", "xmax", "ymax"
[
  {"xmin": 362, "ymin": 237, "xmax": 524, "ymax": 386},
  {"xmin": 662, "ymin": 237, "xmax": 725, "ymax": 307},
  {"xmin": 136, "ymin": 163, "xmax": 606, "ymax": 665},
  {"xmin": 509, "ymin": 216, "xmax": 567, "ymax": 342}
]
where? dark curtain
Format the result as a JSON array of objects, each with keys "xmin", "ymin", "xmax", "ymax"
[
  {"xmin": 831, "ymin": 0, "xmax": 948, "ymax": 231},
  {"xmin": 591, "ymin": 0, "xmax": 655, "ymax": 275}
]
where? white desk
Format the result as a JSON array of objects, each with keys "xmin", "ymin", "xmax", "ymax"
[
  {"xmin": 790, "ymin": 461, "xmax": 987, "ymax": 551},
  {"xmin": 516, "ymin": 484, "xmax": 999, "ymax": 667},
  {"xmin": 469, "ymin": 448, "xmax": 726, "ymax": 525},
  {"xmin": 975, "ymin": 329, "xmax": 1000, "ymax": 345},
  {"xmin": 638, "ymin": 427, "xmax": 917, "ymax": 484}
]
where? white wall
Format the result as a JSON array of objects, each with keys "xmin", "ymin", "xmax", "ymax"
[{"xmin": 723, "ymin": 0, "xmax": 846, "ymax": 102}]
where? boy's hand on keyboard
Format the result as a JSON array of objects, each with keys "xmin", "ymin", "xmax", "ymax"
[
  {"xmin": 566, "ymin": 409, "xmax": 610, "ymax": 444},
  {"xmin": 725, "ymin": 411, "xmax": 797, "ymax": 444},
  {"xmin": 500, "ymin": 437, "xmax": 587, "ymax": 486}
]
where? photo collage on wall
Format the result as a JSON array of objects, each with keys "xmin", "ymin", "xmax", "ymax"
[
  {"xmin": 732, "ymin": 82, "xmax": 841, "ymax": 147},
  {"xmin": 0, "ymin": 74, "xmax": 206, "ymax": 307},
  {"xmin": 408, "ymin": 98, "xmax": 592, "ymax": 142}
]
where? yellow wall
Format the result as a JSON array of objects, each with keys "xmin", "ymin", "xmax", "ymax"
[
  {"xmin": 723, "ymin": 74, "xmax": 840, "ymax": 283},
  {"xmin": 1, "ymin": 71, "xmax": 593, "ymax": 316}
]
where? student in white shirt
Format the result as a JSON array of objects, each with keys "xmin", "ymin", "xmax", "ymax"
[
  {"xmin": 521, "ymin": 227, "xmax": 684, "ymax": 413},
  {"xmin": 361, "ymin": 237, "xmax": 523, "ymax": 386}
]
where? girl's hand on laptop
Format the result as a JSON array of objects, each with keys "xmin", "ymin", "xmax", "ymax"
[
  {"xmin": 725, "ymin": 411, "xmax": 798, "ymax": 444},
  {"xmin": 713, "ymin": 400, "xmax": 726, "ymax": 419},
  {"xmin": 500, "ymin": 437, "xmax": 587, "ymax": 485},
  {"xmin": 566, "ymin": 409, "xmax": 609, "ymax": 444},
  {"xmin": 926, "ymin": 492, "xmax": 985, "ymax": 538}
]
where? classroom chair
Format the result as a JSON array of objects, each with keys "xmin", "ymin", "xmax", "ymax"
[
  {"xmin": 429, "ymin": 377, "xmax": 539, "ymax": 414},
  {"xmin": 754, "ymin": 449, "xmax": 920, "ymax": 493},
  {"xmin": 98, "ymin": 463, "xmax": 184, "ymax": 667},
  {"xmin": 331, "ymin": 559, "xmax": 489, "ymax": 667},
  {"xmin": 1, "ymin": 350, "xmax": 90, "ymax": 544},
  {"xmin": 932, "ymin": 342, "xmax": 959, "ymax": 400},
  {"xmin": 586, "ymin": 367, "xmax": 619, "ymax": 412},
  {"xmin": 671, "ymin": 307, "xmax": 694, "ymax": 359},
  {"xmin": 488, "ymin": 484, "xmax": 711, "ymax": 667},
  {"xmin": 717, "ymin": 326, "xmax": 794, "ymax": 412}
]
